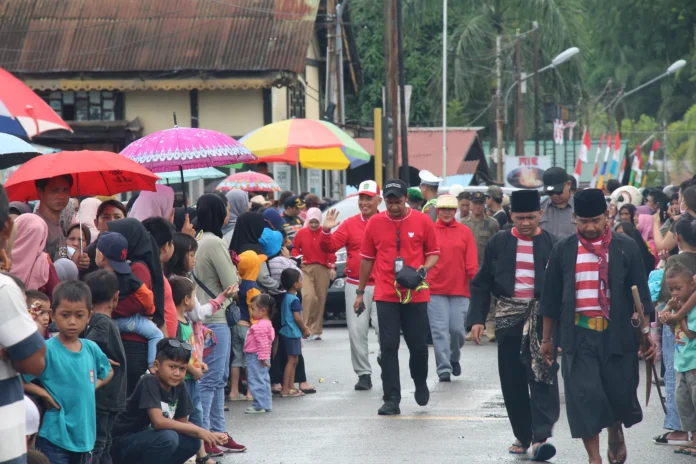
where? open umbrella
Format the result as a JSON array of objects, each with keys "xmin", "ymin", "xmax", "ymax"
[
  {"xmin": 0, "ymin": 68, "xmax": 72, "ymax": 138},
  {"xmin": 216, "ymin": 172, "xmax": 281, "ymax": 193},
  {"xmin": 157, "ymin": 167, "xmax": 227, "ymax": 184},
  {"xmin": 0, "ymin": 133, "xmax": 40, "ymax": 169},
  {"xmin": 4, "ymin": 150, "xmax": 159, "ymax": 202},
  {"xmin": 239, "ymin": 119, "xmax": 370, "ymax": 170}
]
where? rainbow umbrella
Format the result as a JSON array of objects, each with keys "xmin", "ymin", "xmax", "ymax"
[
  {"xmin": 216, "ymin": 172, "xmax": 281, "ymax": 193},
  {"xmin": 239, "ymin": 119, "xmax": 370, "ymax": 170}
]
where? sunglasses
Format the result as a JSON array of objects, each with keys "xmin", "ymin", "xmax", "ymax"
[{"xmin": 166, "ymin": 339, "xmax": 192, "ymax": 352}]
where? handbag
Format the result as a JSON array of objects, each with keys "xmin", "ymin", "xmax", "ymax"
[{"xmin": 191, "ymin": 271, "xmax": 241, "ymax": 327}]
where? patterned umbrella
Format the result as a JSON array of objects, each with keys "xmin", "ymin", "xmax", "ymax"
[
  {"xmin": 0, "ymin": 133, "xmax": 40, "ymax": 169},
  {"xmin": 156, "ymin": 167, "xmax": 227, "ymax": 184},
  {"xmin": 216, "ymin": 172, "xmax": 281, "ymax": 193}
]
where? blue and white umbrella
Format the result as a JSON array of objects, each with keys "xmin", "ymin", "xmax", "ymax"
[{"xmin": 0, "ymin": 133, "xmax": 40, "ymax": 169}]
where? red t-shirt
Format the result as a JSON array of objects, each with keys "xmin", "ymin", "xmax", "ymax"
[
  {"xmin": 162, "ymin": 274, "xmax": 179, "ymax": 339},
  {"xmin": 321, "ymin": 213, "xmax": 375, "ymax": 286},
  {"xmin": 292, "ymin": 227, "xmax": 336, "ymax": 268},
  {"xmin": 360, "ymin": 209, "xmax": 440, "ymax": 303},
  {"xmin": 428, "ymin": 220, "xmax": 478, "ymax": 296}
]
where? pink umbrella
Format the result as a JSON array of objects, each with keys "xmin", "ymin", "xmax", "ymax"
[{"xmin": 216, "ymin": 172, "xmax": 281, "ymax": 193}]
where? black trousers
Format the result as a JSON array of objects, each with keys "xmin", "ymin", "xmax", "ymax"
[
  {"xmin": 377, "ymin": 301, "xmax": 429, "ymax": 403},
  {"xmin": 93, "ymin": 409, "xmax": 116, "ymax": 464},
  {"xmin": 498, "ymin": 334, "xmax": 560, "ymax": 446},
  {"xmin": 122, "ymin": 340, "xmax": 148, "ymax": 398}
]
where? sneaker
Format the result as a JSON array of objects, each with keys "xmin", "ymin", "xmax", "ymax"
[
  {"xmin": 414, "ymin": 382, "xmax": 430, "ymax": 406},
  {"xmin": 204, "ymin": 444, "xmax": 224, "ymax": 457},
  {"xmin": 378, "ymin": 401, "xmax": 401, "ymax": 416},
  {"xmin": 355, "ymin": 374, "xmax": 372, "ymax": 391},
  {"xmin": 308, "ymin": 334, "xmax": 322, "ymax": 341},
  {"xmin": 451, "ymin": 361, "xmax": 461, "ymax": 377},
  {"xmin": 218, "ymin": 433, "xmax": 247, "ymax": 453},
  {"xmin": 438, "ymin": 373, "xmax": 451, "ymax": 382},
  {"xmin": 244, "ymin": 406, "xmax": 266, "ymax": 414}
]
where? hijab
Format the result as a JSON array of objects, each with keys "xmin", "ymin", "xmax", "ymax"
[
  {"xmin": 196, "ymin": 194, "xmax": 227, "ymax": 238},
  {"xmin": 59, "ymin": 198, "xmax": 77, "ymax": 236},
  {"xmin": 616, "ymin": 221, "xmax": 655, "ymax": 277},
  {"xmin": 221, "ymin": 190, "xmax": 249, "ymax": 236},
  {"xmin": 129, "ymin": 185, "xmax": 175, "ymax": 221},
  {"xmin": 107, "ymin": 218, "xmax": 165, "ymax": 325},
  {"xmin": 259, "ymin": 228, "xmax": 283, "ymax": 258},
  {"xmin": 229, "ymin": 212, "xmax": 265, "ymax": 255},
  {"xmin": 78, "ymin": 198, "xmax": 102, "ymax": 241},
  {"xmin": 54, "ymin": 258, "xmax": 79, "ymax": 281},
  {"xmin": 303, "ymin": 207, "xmax": 322, "ymax": 228},
  {"xmin": 9, "ymin": 201, "xmax": 31, "ymax": 215},
  {"xmin": 619, "ymin": 204, "xmax": 636, "ymax": 224},
  {"xmin": 263, "ymin": 208, "xmax": 285, "ymax": 231},
  {"xmin": 636, "ymin": 205, "xmax": 655, "ymax": 215},
  {"xmin": 12, "ymin": 214, "xmax": 50, "ymax": 290},
  {"xmin": 637, "ymin": 214, "xmax": 655, "ymax": 242},
  {"xmin": 173, "ymin": 206, "xmax": 197, "ymax": 233}
]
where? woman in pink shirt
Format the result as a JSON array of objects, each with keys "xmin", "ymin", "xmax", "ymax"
[{"xmin": 244, "ymin": 294, "xmax": 276, "ymax": 414}]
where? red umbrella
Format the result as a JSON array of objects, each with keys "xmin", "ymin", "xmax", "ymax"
[
  {"xmin": 0, "ymin": 68, "xmax": 72, "ymax": 138},
  {"xmin": 4, "ymin": 150, "xmax": 160, "ymax": 202}
]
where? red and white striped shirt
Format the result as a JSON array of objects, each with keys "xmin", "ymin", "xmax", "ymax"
[
  {"xmin": 511, "ymin": 228, "xmax": 534, "ymax": 300},
  {"xmin": 575, "ymin": 240, "xmax": 610, "ymax": 318}
]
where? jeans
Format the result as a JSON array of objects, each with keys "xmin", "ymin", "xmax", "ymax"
[
  {"xmin": 113, "ymin": 430, "xmax": 200, "ymax": 464},
  {"xmin": 246, "ymin": 353, "xmax": 272, "ymax": 410},
  {"xmin": 200, "ymin": 323, "xmax": 230, "ymax": 432},
  {"xmin": 231, "ymin": 324, "xmax": 250, "ymax": 368},
  {"xmin": 663, "ymin": 326, "xmax": 683, "ymax": 431},
  {"xmin": 377, "ymin": 301, "xmax": 429, "ymax": 403},
  {"xmin": 115, "ymin": 315, "xmax": 163, "ymax": 367},
  {"xmin": 344, "ymin": 283, "xmax": 380, "ymax": 376},
  {"xmin": 93, "ymin": 410, "xmax": 116, "ymax": 464},
  {"xmin": 36, "ymin": 437, "xmax": 92, "ymax": 464},
  {"xmin": 184, "ymin": 379, "xmax": 203, "ymax": 427},
  {"xmin": 427, "ymin": 295, "xmax": 469, "ymax": 376}
]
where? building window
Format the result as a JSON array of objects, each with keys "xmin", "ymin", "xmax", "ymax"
[
  {"xmin": 40, "ymin": 91, "xmax": 123, "ymax": 121},
  {"xmin": 289, "ymin": 83, "xmax": 305, "ymax": 119}
]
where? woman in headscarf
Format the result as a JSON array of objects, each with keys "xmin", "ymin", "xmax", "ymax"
[
  {"xmin": 637, "ymin": 213, "xmax": 659, "ymax": 266},
  {"xmin": 129, "ymin": 184, "xmax": 175, "ymax": 222},
  {"xmin": 59, "ymin": 198, "xmax": 78, "ymax": 237},
  {"xmin": 193, "ymin": 194, "xmax": 245, "ymax": 454},
  {"xmin": 614, "ymin": 221, "xmax": 656, "ymax": 277},
  {"xmin": 53, "ymin": 258, "xmax": 79, "ymax": 281},
  {"xmin": 77, "ymin": 197, "xmax": 102, "ymax": 240},
  {"xmin": 618, "ymin": 203, "xmax": 637, "ymax": 226},
  {"xmin": 222, "ymin": 190, "xmax": 250, "ymax": 246},
  {"xmin": 11, "ymin": 214, "xmax": 59, "ymax": 298}
]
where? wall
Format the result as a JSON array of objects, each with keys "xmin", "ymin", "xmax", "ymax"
[
  {"xmin": 124, "ymin": 90, "xmax": 190, "ymax": 135},
  {"xmin": 271, "ymin": 86, "xmax": 288, "ymax": 123},
  {"xmin": 198, "ymin": 89, "xmax": 264, "ymax": 137}
]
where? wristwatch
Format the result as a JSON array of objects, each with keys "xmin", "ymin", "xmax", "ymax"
[{"xmin": 355, "ymin": 289, "xmax": 365, "ymax": 295}]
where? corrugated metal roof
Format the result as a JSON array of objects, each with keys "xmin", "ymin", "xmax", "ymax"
[{"xmin": 0, "ymin": 0, "xmax": 320, "ymax": 74}]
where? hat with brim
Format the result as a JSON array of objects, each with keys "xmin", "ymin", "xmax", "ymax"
[
  {"xmin": 543, "ymin": 167, "xmax": 569, "ymax": 194},
  {"xmin": 435, "ymin": 194, "xmax": 458, "ymax": 209},
  {"xmin": 511, "ymin": 190, "xmax": 540, "ymax": 213},
  {"xmin": 384, "ymin": 179, "xmax": 408, "ymax": 198},
  {"xmin": 574, "ymin": 188, "xmax": 607, "ymax": 218},
  {"xmin": 470, "ymin": 192, "xmax": 485, "ymax": 203},
  {"xmin": 97, "ymin": 232, "xmax": 132, "ymax": 275}
]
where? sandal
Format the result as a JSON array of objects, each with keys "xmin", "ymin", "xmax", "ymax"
[
  {"xmin": 508, "ymin": 440, "xmax": 529, "ymax": 455},
  {"xmin": 607, "ymin": 428, "xmax": 627, "ymax": 464},
  {"xmin": 227, "ymin": 394, "xmax": 247, "ymax": 401},
  {"xmin": 654, "ymin": 432, "xmax": 690, "ymax": 446},
  {"xmin": 195, "ymin": 454, "xmax": 220, "ymax": 464},
  {"xmin": 280, "ymin": 389, "xmax": 304, "ymax": 398}
]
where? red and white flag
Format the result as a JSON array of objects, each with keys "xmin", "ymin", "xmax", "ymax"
[
  {"xmin": 573, "ymin": 129, "xmax": 591, "ymax": 183},
  {"xmin": 590, "ymin": 134, "xmax": 605, "ymax": 188}
]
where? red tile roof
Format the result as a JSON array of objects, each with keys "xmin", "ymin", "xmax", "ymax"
[
  {"xmin": 356, "ymin": 128, "xmax": 481, "ymax": 177},
  {"xmin": 0, "ymin": 0, "xmax": 320, "ymax": 74}
]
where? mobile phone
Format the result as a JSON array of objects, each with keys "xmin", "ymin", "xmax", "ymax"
[{"xmin": 356, "ymin": 301, "xmax": 366, "ymax": 317}]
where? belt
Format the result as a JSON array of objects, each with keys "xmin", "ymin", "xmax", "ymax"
[{"xmin": 575, "ymin": 313, "xmax": 609, "ymax": 332}]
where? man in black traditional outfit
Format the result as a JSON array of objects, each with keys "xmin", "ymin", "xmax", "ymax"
[
  {"xmin": 469, "ymin": 189, "xmax": 559, "ymax": 462},
  {"xmin": 540, "ymin": 188, "xmax": 656, "ymax": 464}
]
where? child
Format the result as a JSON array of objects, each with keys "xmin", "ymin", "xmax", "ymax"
[
  {"xmin": 26, "ymin": 290, "xmax": 51, "ymax": 339},
  {"xmin": 97, "ymin": 231, "xmax": 163, "ymax": 367},
  {"xmin": 84, "ymin": 270, "xmax": 128, "ymax": 464},
  {"xmin": 110, "ymin": 339, "xmax": 228, "ymax": 464},
  {"xmin": 24, "ymin": 281, "xmax": 113, "ymax": 463},
  {"xmin": 279, "ymin": 268, "xmax": 311, "ymax": 397},
  {"xmin": 229, "ymin": 250, "xmax": 264, "ymax": 401},
  {"xmin": 660, "ymin": 263, "xmax": 696, "ymax": 454},
  {"xmin": 244, "ymin": 294, "xmax": 276, "ymax": 413}
]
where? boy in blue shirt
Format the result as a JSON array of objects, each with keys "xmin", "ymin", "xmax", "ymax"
[
  {"xmin": 279, "ymin": 268, "xmax": 310, "ymax": 397},
  {"xmin": 25, "ymin": 281, "xmax": 113, "ymax": 463}
]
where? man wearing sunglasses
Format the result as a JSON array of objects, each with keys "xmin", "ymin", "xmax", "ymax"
[{"xmin": 539, "ymin": 167, "xmax": 576, "ymax": 238}]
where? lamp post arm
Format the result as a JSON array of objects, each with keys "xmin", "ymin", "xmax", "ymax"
[{"xmin": 504, "ymin": 63, "xmax": 555, "ymax": 123}]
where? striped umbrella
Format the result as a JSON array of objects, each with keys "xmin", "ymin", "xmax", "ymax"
[{"xmin": 216, "ymin": 172, "xmax": 281, "ymax": 193}]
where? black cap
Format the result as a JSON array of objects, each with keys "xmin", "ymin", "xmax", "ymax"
[
  {"xmin": 471, "ymin": 191, "xmax": 485, "ymax": 203},
  {"xmin": 284, "ymin": 195, "xmax": 305, "ymax": 209},
  {"xmin": 543, "ymin": 167, "xmax": 569, "ymax": 194},
  {"xmin": 383, "ymin": 179, "xmax": 408, "ymax": 198},
  {"xmin": 511, "ymin": 190, "xmax": 541, "ymax": 213},
  {"xmin": 574, "ymin": 188, "xmax": 607, "ymax": 218},
  {"xmin": 569, "ymin": 175, "xmax": 578, "ymax": 191}
]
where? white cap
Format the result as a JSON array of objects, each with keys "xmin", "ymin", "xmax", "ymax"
[
  {"xmin": 25, "ymin": 396, "xmax": 40, "ymax": 436},
  {"xmin": 419, "ymin": 170, "xmax": 442, "ymax": 186},
  {"xmin": 357, "ymin": 180, "xmax": 380, "ymax": 197},
  {"xmin": 250, "ymin": 195, "xmax": 271, "ymax": 206}
]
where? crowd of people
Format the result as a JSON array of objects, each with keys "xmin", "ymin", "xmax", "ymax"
[{"xmin": 1, "ymin": 163, "xmax": 695, "ymax": 464}]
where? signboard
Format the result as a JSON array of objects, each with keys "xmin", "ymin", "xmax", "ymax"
[
  {"xmin": 274, "ymin": 163, "xmax": 292, "ymax": 197},
  {"xmin": 504, "ymin": 156, "xmax": 552, "ymax": 189},
  {"xmin": 307, "ymin": 169, "xmax": 323, "ymax": 195}
]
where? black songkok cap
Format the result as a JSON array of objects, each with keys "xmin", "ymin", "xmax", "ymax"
[
  {"xmin": 573, "ymin": 188, "xmax": 607, "ymax": 218},
  {"xmin": 510, "ymin": 190, "xmax": 541, "ymax": 213}
]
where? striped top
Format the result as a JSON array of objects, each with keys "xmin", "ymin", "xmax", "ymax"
[
  {"xmin": 575, "ymin": 240, "xmax": 610, "ymax": 318},
  {"xmin": 511, "ymin": 228, "xmax": 534, "ymax": 300}
]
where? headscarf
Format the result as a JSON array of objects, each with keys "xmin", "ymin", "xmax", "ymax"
[
  {"xmin": 129, "ymin": 185, "xmax": 175, "ymax": 221},
  {"xmin": 173, "ymin": 206, "xmax": 197, "ymax": 233},
  {"xmin": 636, "ymin": 205, "xmax": 655, "ymax": 215},
  {"xmin": 637, "ymin": 214, "xmax": 655, "ymax": 242},
  {"xmin": 259, "ymin": 228, "xmax": 283, "ymax": 258},
  {"xmin": 106, "ymin": 218, "xmax": 165, "ymax": 325},
  {"xmin": 12, "ymin": 214, "xmax": 50, "ymax": 290},
  {"xmin": 5, "ymin": 220, "xmax": 17, "ymax": 256},
  {"xmin": 618, "ymin": 204, "xmax": 636, "ymax": 224},
  {"xmin": 616, "ymin": 221, "xmax": 656, "ymax": 277},
  {"xmin": 221, "ymin": 190, "xmax": 249, "ymax": 236},
  {"xmin": 196, "ymin": 194, "xmax": 227, "ymax": 238},
  {"xmin": 9, "ymin": 201, "xmax": 31, "ymax": 215},
  {"xmin": 77, "ymin": 198, "xmax": 102, "ymax": 241},
  {"xmin": 263, "ymin": 208, "xmax": 285, "ymax": 231},
  {"xmin": 229, "ymin": 212, "xmax": 265, "ymax": 255},
  {"xmin": 54, "ymin": 258, "xmax": 79, "ymax": 281},
  {"xmin": 303, "ymin": 207, "xmax": 322, "ymax": 228},
  {"xmin": 59, "ymin": 198, "xmax": 77, "ymax": 236}
]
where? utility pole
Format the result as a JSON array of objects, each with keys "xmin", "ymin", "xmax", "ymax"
[
  {"xmin": 388, "ymin": 0, "xmax": 399, "ymax": 179},
  {"xmin": 533, "ymin": 23, "xmax": 540, "ymax": 156},
  {"xmin": 336, "ymin": 2, "xmax": 347, "ymax": 196},
  {"xmin": 396, "ymin": 0, "xmax": 409, "ymax": 182},
  {"xmin": 383, "ymin": 0, "xmax": 395, "ymax": 179},
  {"xmin": 662, "ymin": 120, "xmax": 668, "ymax": 186},
  {"xmin": 495, "ymin": 33, "xmax": 504, "ymax": 182},
  {"xmin": 441, "ymin": 0, "xmax": 447, "ymax": 183},
  {"xmin": 514, "ymin": 31, "xmax": 524, "ymax": 156}
]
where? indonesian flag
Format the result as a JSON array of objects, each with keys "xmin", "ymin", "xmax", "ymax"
[
  {"xmin": 590, "ymin": 134, "xmax": 605, "ymax": 188},
  {"xmin": 630, "ymin": 144, "xmax": 643, "ymax": 186},
  {"xmin": 641, "ymin": 139, "xmax": 660, "ymax": 187},
  {"xmin": 609, "ymin": 132, "xmax": 621, "ymax": 179},
  {"xmin": 597, "ymin": 133, "xmax": 613, "ymax": 189},
  {"xmin": 573, "ymin": 129, "xmax": 591, "ymax": 183},
  {"xmin": 619, "ymin": 156, "xmax": 627, "ymax": 183}
]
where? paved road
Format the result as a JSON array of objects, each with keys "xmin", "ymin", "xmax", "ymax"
[{"xmin": 222, "ymin": 327, "xmax": 688, "ymax": 463}]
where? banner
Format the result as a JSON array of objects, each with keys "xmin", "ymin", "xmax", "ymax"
[{"xmin": 504, "ymin": 156, "xmax": 552, "ymax": 189}]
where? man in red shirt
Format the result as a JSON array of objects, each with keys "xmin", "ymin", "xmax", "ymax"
[
  {"xmin": 355, "ymin": 179, "xmax": 440, "ymax": 416},
  {"xmin": 321, "ymin": 180, "xmax": 382, "ymax": 391}
]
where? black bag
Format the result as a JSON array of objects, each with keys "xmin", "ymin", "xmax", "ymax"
[
  {"xmin": 192, "ymin": 271, "xmax": 241, "ymax": 327},
  {"xmin": 395, "ymin": 266, "xmax": 426, "ymax": 290}
]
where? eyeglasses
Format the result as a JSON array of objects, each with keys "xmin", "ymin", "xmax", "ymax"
[{"xmin": 166, "ymin": 339, "xmax": 192, "ymax": 352}]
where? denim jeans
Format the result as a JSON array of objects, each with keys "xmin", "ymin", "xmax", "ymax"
[
  {"xmin": 246, "ymin": 353, "xmax": 272, "ymax": 410},
  {"xmin": 427, "ymin": 295, "xmax": 469, "ymax": 376},
  {"xmin": 93, "ymin": 409, "xmax": 116, "ymax": 464},
  {"xmin": 184, "ymin": 379, "xmax": 203, "ymax": 427},
  {"xmin": 663, "ymin": 326, "xmax": 683, "ymax": 431},
  {"xmin": 36, "ymin": 436, "xmax": 92, "ymax": 464},
  {"xmin": 113, "ymin": 430, "xmax": 200, "ymax": 464},
  {"xmin": 115, "ymin": 315, "xmax": 164, "ymax": 367},
  {"xmin": 200, "ymin": 323, "xmax": 231, "ymax": 432}
]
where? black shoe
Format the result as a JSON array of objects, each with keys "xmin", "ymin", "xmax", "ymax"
[
  {"xmin": 414, "ymin": 382, "xmax": 430, "ymax": 406},
  {"xmin": 378, "ymin": 401, "xmax": 401, "ymax": 416},
  {"xmin": 438, "ymin": 373, "xmax": 451, "ymax": 382},
  {"xmin": 355, "ymin": 374, "xmax": 372, "ymax": 391},
  {"xmin": 451, "ymin": 361, "xmax": 461, "ymax": 377}
]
